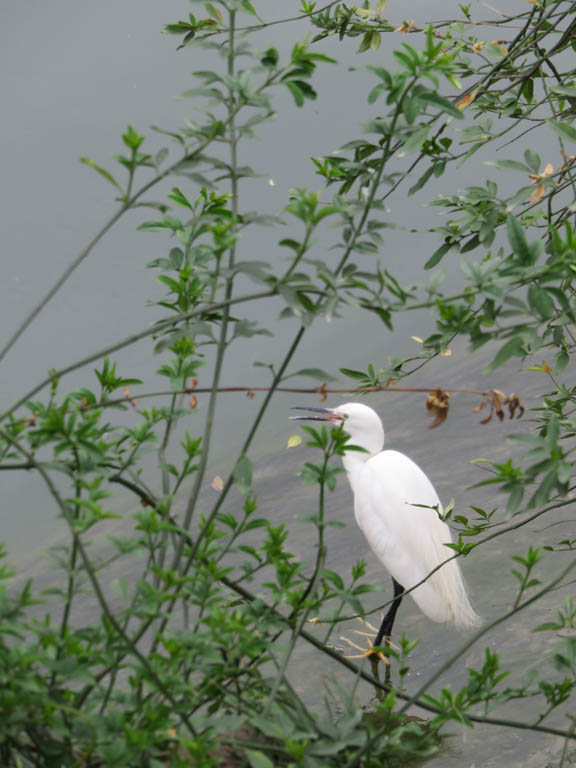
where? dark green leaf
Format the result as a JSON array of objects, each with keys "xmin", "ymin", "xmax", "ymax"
[
  {"xmin": 168, "ymin": 187, "xmax": 193, "ymax": 209},
  {"xmin": 286, "ymin": 368, "xmax": 337, "ymax": 382},
  {"xmin": 425, "ymin": 242, "xmax": 452, "ymax": 269},
  {"xmin": 419, "ymin": 91, "xmax": 464, "ymax": 119},
  {"xmin": 408, "ymin": 165, "xmax": 435, "ymax": 196},
  {"xmin": 284, "ymin": 81, "xmax": 304, "ymax": 107},
  {"xmin": 507, "ymin": 215, "xmax": 531, "ymax": 263}
]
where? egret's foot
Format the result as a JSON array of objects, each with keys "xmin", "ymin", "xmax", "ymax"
[{"xmin": 340, "ymin": 616, "xmax": 399, "ymax": 665}]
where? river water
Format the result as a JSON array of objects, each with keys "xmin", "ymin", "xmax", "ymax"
[{"xmin": 2, "ymin": 2, "xmax": 573, "ymax": 765}]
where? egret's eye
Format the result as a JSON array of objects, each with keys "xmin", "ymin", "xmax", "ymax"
[{"xmin": 342, "ymin": 413, "xmax": 349, "ymax": 420}]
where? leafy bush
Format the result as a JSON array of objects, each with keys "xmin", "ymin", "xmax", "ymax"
[{"xmin": 1, "ymin": 1, "xmax": 575, "ymax": 765}]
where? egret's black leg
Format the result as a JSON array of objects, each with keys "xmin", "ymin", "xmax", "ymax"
[{"xmin": 374, "ymin": 578, "xmax": 404, "ymax": 648}]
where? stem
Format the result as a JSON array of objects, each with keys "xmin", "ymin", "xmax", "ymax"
[
  {"xmin": 175, "ymin": 8, "xmax": 240, "ymax": 545},
  {"xmin": 0, "ymin": 427, "xmax": 197, "ymax": 737},
  {"xmin": 398, "ymin": 559, "xmax": 576, "ymax": 718},
  {"xmin": 264, "ymin": 445, "xmax": 329, "ymax": 715}
]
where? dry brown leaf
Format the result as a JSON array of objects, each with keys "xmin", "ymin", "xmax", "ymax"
[
  {"xmin": 189, "ymin": 395, "xmax": 198, "ymax": 409},
  {"xmin": 426, "ymin": 388, "xmax": 451, "ymax": 429},
  {"xmin": 123, "ymin": 387, "xmax": 138, "ymax": 407},
  {"xmin": 441, "ymin": 348, "xmax": 452, "ymax": 357},
  {"xmin": 395, "ymin": 19, "xmax": 415, "ymax": 35},
  {"xmin": 492, "ymin": 392, "xmax": 505, "ymax": 422},
  {"xmin": 246, "ymin": 389, "xmax": 256, "ymax": 399},
  {"xmin": 506, "ymin": 393, "xmax": 525, "ymax": 420},
  {"xmin": 478, "ymin": 390, "xmax": 525, "ymax": 425},
  {"xmin": 530, "ymin": 184, "xmax": 546, "ymax": 205}
]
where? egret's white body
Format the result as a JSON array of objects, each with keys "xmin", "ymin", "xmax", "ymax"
[
  {"xmin": 336, "ymin": 403, "xmax": 479, "ymax": 628},
  {"xmin": 292, "ymin": 402, "xmax": 480, "ymax": 633}
]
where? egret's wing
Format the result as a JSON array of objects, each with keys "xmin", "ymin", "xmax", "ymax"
[{"xmin": 354, "ymin": 450, "xmax": 456, "ymax": 622}]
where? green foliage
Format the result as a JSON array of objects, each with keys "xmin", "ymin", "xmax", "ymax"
[{"xmin": 1, "ymin": 1, "xmax": 576, "ymax": 765}]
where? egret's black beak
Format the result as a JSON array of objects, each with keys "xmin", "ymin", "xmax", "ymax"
[{"xmin": 290, "ymin": 406, "xmax": 343, "ymax": 422}]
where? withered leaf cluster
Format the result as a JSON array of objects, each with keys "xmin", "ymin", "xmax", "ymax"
[
  {"xmin": 426, "ymin": 388, "xmax": 451, "ymax": 428},
  {"xmin": 474, "ymin": 389, "xmax": 524, "ymax": 424},
  {"xmin": 426, "ymin": 388, "xmax": 525, "ymax": 428}
]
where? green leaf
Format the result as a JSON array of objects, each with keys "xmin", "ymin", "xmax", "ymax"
[
  {"xmin": 240, "ymin": 1, "xmax": 259, "ymax": 17},
  {"xmin": 286, "ymin": 368, "xmax": 337, "ymax": 381},
  {"xmin": 551, "ymin": 85, "xmax": 576, "ymax": 97},
  {"xmin": 260, "ymin": 47, "xmax": 279, "ymax": 68},
  {"xmin": 547, "ymin": 120, "xmax": 576, "ymax": 144},
  {"xmin": 527, "ymin": 285, "xmax": 555, "ymax": 320},
  {"xmin": 205, "ymin": 4, "xmax": 223, "ymax": 23},
  {"xmin": 401, "ymin": 124, "xmax": 430, "ymax": 155},
  {"xmin": 484, "ymin": 337, "xmax": 525, "ymax": 374},
  {"xmin": 358, "ymin": 32, "xmax": 375, "ymax": 54},
  {"xmin": 233, "ymin": 455, "xmax": 253, "ymax": 494},
  {"xmin": 164, "ymin": 21, "xmax": 195, "ymax": 35},
  {"xmin": 314, "ymin": 204, "xmax": 346, "ymax": 222},
  {"xmin": 168, "ymin": 187, "xmax": 193, "ymax": 209},
  {"xmin": 507, "ymin": 215, "xmax": 531, "ymax": 263},
  {"xmin": 408, "ymin": 165, "xmax": 435, "ymax": 196},
  {"xmin": 484, "ymin": 159, "xmax": 531, "ymax": 173},
  {"xmin": 80, "ymin": 157, "xmax": 124, "ymax": 196},
  {"xmin": 278, "ymin": 284, "xmax": 304, "ymax": 317},
  {"xmin": 419, "ymin": 91, "xmax": 464, "ymax": 119},
  {"xmin": 425, "ymin": 242, "xmax": 452, "ymax": 269},
  {"xmin": 245, "ymin": 750, "xmax": 274, "ymax": 768},
  {"xmin": 122, "ymin": 125, "xmax": 145, "ymax": 150},
  {"xmin": 284, "ymin": 81, "xmax": 304, "ymax": 107},
  {"xmin": 524, "ymin": 149, "xmax": 541, "ymax": 173},
  {"xmin": 339, "ymin": 367, "xmax": 370, "ymax": 383}
]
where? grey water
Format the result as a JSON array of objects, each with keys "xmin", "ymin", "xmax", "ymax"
[{"xmin": 1, "ymin": 2, "xmax": 573, "ymax": 766}]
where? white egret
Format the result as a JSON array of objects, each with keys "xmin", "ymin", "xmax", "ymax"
[{"xmin": 291, "ymin": 402, "xmax": 480, "ymax": 656}]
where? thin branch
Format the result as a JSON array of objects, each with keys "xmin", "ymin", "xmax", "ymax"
[
  {"xmin": 0, "ymin": 289, "xmax": 275, "ymax": 424},
  {"xmin": 0, "ymin": 426, "xmax": 198, "ymax": 737},
  {"xmin": 222, "ymin": 574, "xmax": 576, "ymax": 743},
  {"xmin": 397, "ymin": 557, "xmax": 576, "ymax": 716}
]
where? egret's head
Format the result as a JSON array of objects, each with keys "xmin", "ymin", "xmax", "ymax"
[{"xmin": 291, "ymin": 402, "xmax": 384, "ymax": 457}]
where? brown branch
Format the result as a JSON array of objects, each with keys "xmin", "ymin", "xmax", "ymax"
[{"xmin": 8, "ymin": 384, "xmax": 525, "ymax": 434}]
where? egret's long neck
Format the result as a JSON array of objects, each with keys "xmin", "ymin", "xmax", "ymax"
[{"xmin": 341, "ymin": 429, "xmax": 384, "ymax": 480}]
